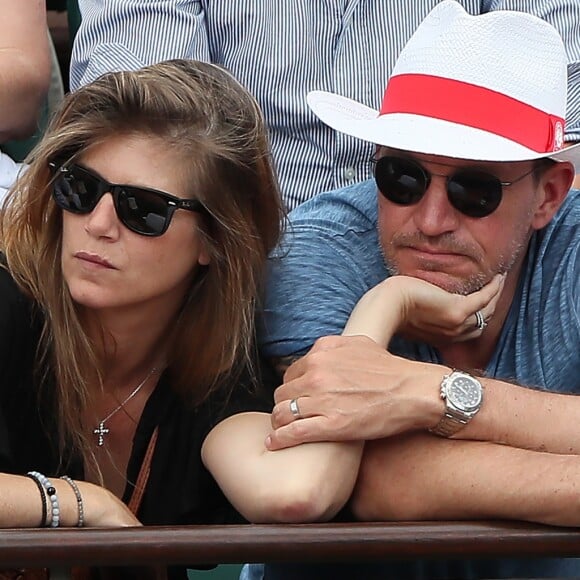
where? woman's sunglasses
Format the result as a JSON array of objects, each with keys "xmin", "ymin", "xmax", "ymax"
[
  {"xmin": 49, "ymin": 162, "xmax": 207, "ymax": 237},
  {"xmin": 373, "ymin": 155, "xmax": 538, "ymax": 218}
]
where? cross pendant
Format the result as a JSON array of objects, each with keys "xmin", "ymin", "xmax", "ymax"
[{"xmin": 94, "ymin": 421, "xmax": 110, "ymax": 447}]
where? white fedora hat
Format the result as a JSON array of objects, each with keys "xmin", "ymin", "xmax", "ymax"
[{"xmin": 308, "ymin": 0, "xmax": 580, "ymax": 169}]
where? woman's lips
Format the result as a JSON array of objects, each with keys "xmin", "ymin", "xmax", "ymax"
[{"xmin": 74, "ymin": 251, "xmax": 117, "ymax": 269}]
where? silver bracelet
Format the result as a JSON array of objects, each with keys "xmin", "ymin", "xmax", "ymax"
[
  {"xmin": 27, "ymin": 471, "xmax": 60, "ymax": 528},
  {"xmin": 60, "ymin": 476, "xmax": 84, "ymax": 527}
]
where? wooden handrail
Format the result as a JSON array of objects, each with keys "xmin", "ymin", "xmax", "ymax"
[{"xmin": 0, "ymin": 522, "xmax": 579, "ymax": 568}]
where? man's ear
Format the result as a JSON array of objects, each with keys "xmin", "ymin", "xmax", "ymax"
[{"xmin": 531, "ymin": 161, "xmax": 575, "ymax": 230}]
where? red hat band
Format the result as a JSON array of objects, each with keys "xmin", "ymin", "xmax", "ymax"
[{"xmin": 380, "ymin": 74, "xmax": 565, "ymax": 153}]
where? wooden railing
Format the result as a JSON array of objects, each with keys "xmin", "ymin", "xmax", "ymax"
[{"xmin": 0, "ymin": 522, "xmax": 579, "ymax": 569}]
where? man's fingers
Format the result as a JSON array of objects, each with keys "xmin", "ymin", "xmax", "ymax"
[
  {"xmin": 273, "ymin": 374, "xmax": 314, "ymax": 404},
  {"xmin": 284, "ymin": 335, "xmax": 376, "ymax": 380},
  {"xmin": 271, "ymin": 396, "xmax": 315, "ymax": 429},
  {"xmin": 266, "ymin": 416, "xmax": 335, "ymax": 450}
]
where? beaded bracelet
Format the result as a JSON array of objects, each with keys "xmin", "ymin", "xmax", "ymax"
[
  {"xmin": 27, "ymin": 471, "xmax": 60, "ymax": 528},
  {"xmin": 60, "ymin": 475, "xmax": 84, "ymax": 528},
  {"xmin": 25, "ymin": 473, "xmax": 48, "ymax": 527}
]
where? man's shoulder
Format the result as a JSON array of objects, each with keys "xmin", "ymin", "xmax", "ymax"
[
  {"xmin": 556, "ymin": 188, "xmax": 580, "ymax": 225},
  {"xmin": 505, "ymin": 188, "xmax": 580, "ymax": 391},
  {"xmin": 289, "ymin": 179, "xmax": 378, "ymax": 234},
  {"xmin": 534, "ymin": 188, "xmax": 580, "ymax": 257}
]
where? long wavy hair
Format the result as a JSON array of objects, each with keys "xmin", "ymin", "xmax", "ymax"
[{"xmin": 0, "ymin": 59, "xmax": 283, "ymax": 459}]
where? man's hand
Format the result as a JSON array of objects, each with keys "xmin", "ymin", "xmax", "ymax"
[
  {"xmin": 266, "ymin": 335, "xmax": 445, "ymax": 450},
  {"xmin": 266, "ymin": 275, "xmax": 504, "ymax": 451}
]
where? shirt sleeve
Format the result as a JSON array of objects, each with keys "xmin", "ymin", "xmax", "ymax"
[
  {"xmin": 258, "ymin": 181, "xmax": 384, "ymax": 358},
  {"xmin": 483, "ymin": 0, "xmax": 580, "ymax": 141},
  {"xmin": 70, "ymin": 0, "xmax": 211, "ymax": 90}
]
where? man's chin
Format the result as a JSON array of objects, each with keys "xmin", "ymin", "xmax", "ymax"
[{"xmin": 399, "ymin": 269, "xmax": 489, "ymax": 295}]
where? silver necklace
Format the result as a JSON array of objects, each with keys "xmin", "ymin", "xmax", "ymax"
[{"xmin": 93, "ymin": 367, "xmax": 159, "ymax": 446}]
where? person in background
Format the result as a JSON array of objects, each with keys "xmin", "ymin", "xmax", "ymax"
[
  {"xmin": 70, "ymin": 0, "xmax": 580, "ymax": 209},
  {"xmin": 0, "ymin": 0, "xmax": 51, "ymax": 198},
  {"xmin": 255, "ymin": 2, "xmax": 580, "ymax": 578}
]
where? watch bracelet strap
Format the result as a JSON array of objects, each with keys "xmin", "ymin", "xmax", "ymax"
[{"xmin": 430, "ymin": 409, "xmax": 471, "ymax": 437}]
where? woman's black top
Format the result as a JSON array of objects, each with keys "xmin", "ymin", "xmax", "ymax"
[{"xmin": 0, "ymin": 265, "xmax": 276, "ymax": 576}]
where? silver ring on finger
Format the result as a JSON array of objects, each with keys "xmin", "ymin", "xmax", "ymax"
[
  {"xmin": 474, "ymin": 310, "xmax": 487, "ymax": 331},
  {"xmin": 289, "ymin": 398, "xmax": 302, "ymax": 420}
]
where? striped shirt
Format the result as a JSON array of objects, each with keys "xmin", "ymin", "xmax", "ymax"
[{"xmin": 71, "ymin": 0, "xmax": 580, "ymax": 210}]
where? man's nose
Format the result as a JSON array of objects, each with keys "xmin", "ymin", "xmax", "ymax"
[{"xmin": 412, "ymin": 176, "xmax": 461, "ymax": 237}]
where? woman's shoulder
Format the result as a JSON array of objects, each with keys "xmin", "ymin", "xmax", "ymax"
[
  {"xmin": 197, "ymin": 355, "xmax": 276, "ymax": 430},
  {"xmin": 144, "ymin": 354, "xmax": 276, "ymax": 444},
  {"xmin": 0, "ymin": 257, "xmax": 36, "ymax": 326},
  {"xmin": 0, "ymin": 257, "xmax": 41, "ymax": 372},
  {"xmin": 0, "ymin": 258, "xmax": 20, "ymax": 296}
]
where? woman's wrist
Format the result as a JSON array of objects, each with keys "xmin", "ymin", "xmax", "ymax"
[{"xmin": 344, "ymin": 277, "xmax": 405, "ymax": 346}]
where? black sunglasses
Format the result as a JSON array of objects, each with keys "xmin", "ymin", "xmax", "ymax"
[
  {"xmin": 49, "ymin": 162, "xmax": 207, "ymax": 236},
  {"xmin": 373, "ymin": 155, "xmax": 538, "ymax": 218}
]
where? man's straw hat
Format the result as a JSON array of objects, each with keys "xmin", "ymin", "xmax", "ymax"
[{"xmin": 308, "ymin": 0, "xmax": 580, "ymax": 168}]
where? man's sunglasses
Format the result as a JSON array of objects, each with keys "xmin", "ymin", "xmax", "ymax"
[
  {"xmin": 49, "ymin": 162, "xmax": 207, "ymax": 237},
  {"xmin": 373, "ymin": 155, "xmax": 538, "ymax": 218}
]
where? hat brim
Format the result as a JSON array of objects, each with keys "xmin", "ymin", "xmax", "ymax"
[{"xmin": 308, "ymin": 91, "xmax": 580, "ymax": 170}]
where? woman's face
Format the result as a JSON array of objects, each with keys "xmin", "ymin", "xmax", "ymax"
[{"xmin": 60, "ymin": 133, "xmax": 210, "ymax": 316}]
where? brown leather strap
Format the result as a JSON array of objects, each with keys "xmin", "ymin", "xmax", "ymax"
[
  {"xmin": 127, "ymin": 427, "xmax": 158, "ymax": 515},
  {"xmin": 69, "ymin": 427, "xmax": 163, "ymax": 580}
]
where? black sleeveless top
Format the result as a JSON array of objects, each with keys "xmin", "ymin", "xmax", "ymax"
[{"xmin": 0, "ymin": 265, "xmax": 275, "ymax": 576}]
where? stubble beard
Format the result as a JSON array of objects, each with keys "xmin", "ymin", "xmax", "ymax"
[{"xmin": 381, "ymin": 232, "xmax": 529, "ymax": 295}]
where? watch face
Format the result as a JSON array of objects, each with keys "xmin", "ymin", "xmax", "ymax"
[{"xmin": 447, "ymin": 374, "xmax": 482, "ymax": 412}]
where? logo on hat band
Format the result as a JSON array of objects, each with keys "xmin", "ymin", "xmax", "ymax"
[{"xmin": 380, "ymin": 74, "xmax": 565, "ymax": 153}]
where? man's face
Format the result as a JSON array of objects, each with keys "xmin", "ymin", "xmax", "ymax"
[{"xmin": 376, "ymin": 149, "xmax": 541, "ymax": 294}]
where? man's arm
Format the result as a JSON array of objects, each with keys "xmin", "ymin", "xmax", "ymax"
[
  {"xmin": 352, "ymin": 432, "xmax": 580, "ymax": 527},
  {"xmin": 70, "ymin": 0, "xmax": 210, "ymax": 90},
  {"xmin": 267, "ymin": 335, "xmax": 580, "ymax": 456},
  {"xmin": 0, "ymin": 0, "xmax": 50, "ymax": 141},
  {"xmin": 452, "ymin": 376, "xmax": 580, "ymax": 453}
]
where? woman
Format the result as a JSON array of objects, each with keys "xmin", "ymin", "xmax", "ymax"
[{"xmin": 0, "ymin": 58, "xmax": 362, "ymax": 547}]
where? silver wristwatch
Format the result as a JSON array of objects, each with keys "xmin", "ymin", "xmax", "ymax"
[{"xmin": 430, "ymin": 370, "xmax": 483, "ymax": 437}]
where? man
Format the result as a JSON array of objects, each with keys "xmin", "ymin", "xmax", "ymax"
[
  {"xmin": 70, "ymin": 0, "xmax": 580, "ymax": 209},
  {"xmin": 256, "ymin": 2, "xmax": 580, "ymax": 578}
]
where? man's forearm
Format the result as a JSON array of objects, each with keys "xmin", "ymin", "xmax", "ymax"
[
  {"xmin": 0, "ymin": 0, "xmax": 50, "ymax": 141},
  {"xmin": 0, "ymin": 54, "xmax": 50, "ymax": 140},
  {"xmin": 455, "ymin": 376, "xmax": 580, "ymax": 455},
  {"xmin": 352, "ymin": 432, "xmax": 580, "ymax": 526}
]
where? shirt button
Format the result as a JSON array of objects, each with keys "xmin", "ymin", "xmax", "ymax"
[{"xmin": 343, "ymin": 166, "xmax": 356, "ymax": 181}]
